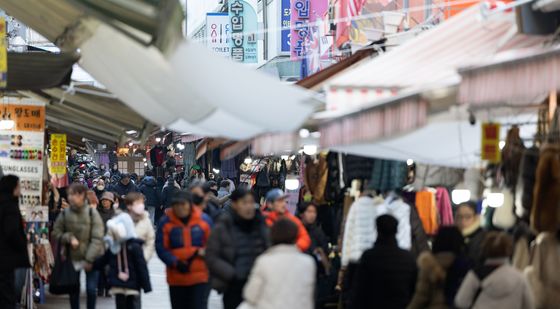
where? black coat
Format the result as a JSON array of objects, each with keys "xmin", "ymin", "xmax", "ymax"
[
  {"xmin": 139, "ymin": 177, "xmax": 161, "ymax": 207},
  {"xmin": 112, "ymin": 181, "xmax": 138, "ymax": 198},
  {"xmin": 465, "ymin": 227, "xmax": 487, "ymax": 267},
  {"xmin": 206, "ymin": 211, "xmax": 269, "ymax": 293},
  {"xmin": 161, "ymin": 181, "xmax": 179, "ymax": 209},
  {"xmin": 95, "ymin": 239, "xmax": 152, "ymax": 292},
  {"xmin": 0, "ymin": 197, "xmax": 30, "ymax": 271},
  {"xmin": 354, "ymin": 237, "xmax": 417, "ymax": 309}
]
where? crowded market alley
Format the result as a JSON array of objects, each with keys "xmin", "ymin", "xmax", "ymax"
[{"xmin": 0, "ymin": 0, "xmax": 560, "ymax": 309}]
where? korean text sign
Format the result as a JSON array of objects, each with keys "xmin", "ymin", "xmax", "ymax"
[
  {"xmin": 50, "ymin": 134, "xmax": 67, "ymax": 175},
  {"xmin": 481, "ymin": 123, "xmax": 501, "ymax": 163},
  {"xmin": 229, "ymin": 0, "xmax": 258, "ymax": 63}
]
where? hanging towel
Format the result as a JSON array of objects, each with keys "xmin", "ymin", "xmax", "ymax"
[
  {"xmin": 415, "ymin": 191, "xmax": 439, "ymax": 236},
  {"xmin": 435, "ymin": 187, "xmax": 454, "ymax": 226}
]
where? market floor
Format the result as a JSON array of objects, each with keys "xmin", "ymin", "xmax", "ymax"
[{"xmin": 40, "ymin": 258, "xmax": 223, "ymax": 309}]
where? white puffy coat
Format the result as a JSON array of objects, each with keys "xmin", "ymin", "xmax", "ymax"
[
  {"xmin": 133, "ymin": 211, "xmax": 155, "ymax": 261},
  {"xmin": 242, "ymin": 245, "xmax": 316, "ymax": 309}
]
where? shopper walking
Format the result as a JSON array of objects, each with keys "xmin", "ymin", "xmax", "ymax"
[
  {"xmin": 139, "ymin": 175, "xmax": 161, "ymax": 223},
  {"xmin": 189, "ymin": 182, "xmax": 215, "ymax": 227},
  {"xmin": 98, "ymin": 191, "xmax": 117, "ymax": 297},
  {"xmin": 52, "ymin": 183, "xmax": 105, "ymax": 309},
  {"xmin": 456, "ymin": 201, "xmax": 486, "ymax": 267},
  {"xmin": 206, "ymin": 188, "xmax": 269, "ymax": 309},
  {"xmin": 217, "ymin": 180, "xmax": 230, "ymax": 199},
  {"xmin": 113, "ymin": 173, "xmax": 138, "ymax": 199},
  {"xmin": 95, "ymin": 212, "xmax": 152, "ymax": 309},
  {"xmin": 455, "ymin": 232, "xmax": 534, "ymax": 309},
  {"xmin": 264, "ymin": 188, "xmax": 311, "ymax": 251},
  {"xmin": 299, "ymin": 203, "xmax": 331, "ymax": 309},
  {"xmin": 93, "ymin": 178, "xmax": 107, "ymax": 200},
  {"xmin": 0, "ymin": 175, "xmax": 30, "ymax": 309},
  {"xmin": 407, "ymin": 226, "xmax": 470, "ymax": 309},
  {"xmin": 124, "ymin": 193, "xmax": 155, "ymax": 261},
  {"xmin": 161, "ymin": 175, "xmax": 180, "ymax": 210},
  {"xmin": 156, "ymin": 190, "xmax": 211, "ymax": 309},
  {"xmin": 241, "ymin": 219, "xmax": 316, "ymax": 309},
  {"xmin": 353, "ymin": 215, "xmax": 418, "ymax": 309}
]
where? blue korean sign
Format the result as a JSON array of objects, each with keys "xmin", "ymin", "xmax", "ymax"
[
  {"xmin": 281, "ymin": 0, "xmax": 291, "ymax": 53},
  {"xmin": 229, "ymin": 0, "xmax": 258, "ymax": 63}
]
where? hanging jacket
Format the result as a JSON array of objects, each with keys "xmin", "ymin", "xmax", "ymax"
[
  {"xmin": 416, "ymin": 191, "xmax": 439, "ymax": 236},
  {"xmin": 515, "ymin": 146, "xmax": 540, "ymax": 221},
  {"xmin": 324, "ymin": 152, "xmax": 346, "ymax": 203},
  {"xmin": 94, "ymin": 238, "xmax": 152, "ymax": 293},
  {"xmin": 410, "ymin": 204, "xmax": 430, "ymax": 258},
  {"xmin": 531, "ymin": 144, "xmax": 560, "ymax": 233},
  {"xmin": 304, "ymin": 154, "xmax": 329, "ymax": 205},
  {"xmin": 501, "ymin": 126, "xmax": 526, "ymax": 189},
  {"xmin": 378, "ymin": 198, "xmax": 412, "ymax": 250},
  {"xmin": 435, "ymin": 188, "xmax": 454, "ymax": 226},
  {"xmin": 341, "ymin": 196, "xmax": 384, "ymax": 266},
  {"xmin": 156, "ymin": 207, "xmax": 211, "ymax": 287}
]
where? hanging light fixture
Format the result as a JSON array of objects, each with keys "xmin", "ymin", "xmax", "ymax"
[
  {"xmin": 303, "ymin": 144, "xmax": 318, "ymax": 155},
  {"xmin": 244, "ymin": 156, "xmax": 253, "ymax": 164}
]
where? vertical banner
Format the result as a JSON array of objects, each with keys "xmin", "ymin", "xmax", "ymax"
[
  {"xmin": 291, "ymin": 0, "xmax": 329, "ymax": 77},
  {"xmin": 280, "ymin": 0, "xmax": 291, "ymax": 53},
  {"xmin": 481, "ymin": 123, "xmax": 501, "ymax": 163},
  {"xmin": 49, "ymin": 134, "xmax": 67, "ymax": 175},
  {"xmin": 206, "ymin": 13, "xmax": 231, "ymax": 58},
  {"xmin": 0, "ymin": 17, "xmax": 6, "ymax": 88},
  {"xmin": 0, "ymin": 100, "xmax": 46, "ymax": 220},
  {"xmin": 229, "ymin": 0, "xmax": 258, "ymax": 63}
]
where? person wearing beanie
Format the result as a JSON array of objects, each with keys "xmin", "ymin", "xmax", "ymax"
[{"xmin": 156, "ymin": 190, "xmax": 211, "ymax": 309}]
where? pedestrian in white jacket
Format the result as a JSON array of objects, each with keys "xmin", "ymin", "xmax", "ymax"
[
  {"xmin": 241, "ymin": 219, "xmax": 316, "ymax": 309},
  {"xmin": 125, "ymin": 193, "xmax": 156, "ymax": 261},
  {"xmin": 455, "ymin": 232, "xmax": 534, "ymax": 309}
]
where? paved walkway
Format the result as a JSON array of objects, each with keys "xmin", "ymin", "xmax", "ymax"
[{"xmin": 40, "ymin": 258, "xmax": 223, "ymax": 309}]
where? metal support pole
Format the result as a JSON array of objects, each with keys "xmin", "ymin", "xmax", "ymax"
[{"xmin": 263, "ymin": 0, "xmax": 268, "ymax": 60}]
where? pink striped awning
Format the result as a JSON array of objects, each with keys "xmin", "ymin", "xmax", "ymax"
[
  {"xmin": 251, "ymin": 132, "xmax": 300, "ymax": 156},
  {"xmin": 459, "ymin": 44, "xmax": 559, "ymax": 106},
  {"xmin": 320, "ymin": 96, "xmax": 428, "ymax": 148}
]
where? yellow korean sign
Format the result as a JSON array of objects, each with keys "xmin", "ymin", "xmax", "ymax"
[
  {"xmin": 50, "ymin": 134, "xmax": 67, "ymax": 174},
  {"xmin": 481, "ymin": 123, "xmax": 501, "ymax": 163},
  {"xmin": 0, "ymin": 17, "xmax": 7, "ymax": 88}
]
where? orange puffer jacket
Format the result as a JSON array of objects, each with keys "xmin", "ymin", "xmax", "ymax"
[
  {"xmin": 265, "ymin": 211, "xmax": 311, "ymax": 252},
  {"xmin": 156, "ymin": 208, "xmax": 211, "ymax": 286}
]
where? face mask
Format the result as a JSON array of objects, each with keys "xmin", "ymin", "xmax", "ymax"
[
  {"xmin": 113, "ymin": 202, "xmax": 120, "ymax": 210},
  {"xmin": 97, "ymin": 185, "xmax": 105, "ymax": 191},
  {"xmin": 192, "ymin": 194, "xmax": 204, "ymax": 205},
  {"xmin": 131, "ymin": 203, "xmax": 145, "ymax": 215}
]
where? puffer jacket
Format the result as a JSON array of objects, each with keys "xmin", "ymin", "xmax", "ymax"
[
  {"xmin": 133, "ymin": 211, "xmax": 155, "ymax": 261},
  {"xmin": 265, "ymin": 211, "xmax": 310, "ymax": 252},
  {"xmin": 139, "ymin": 176, "xmax": 161, "ymax": 207},
  {"xmin": 94, "ymin": 238, "xmax": 152, "ymax": 292},
  {"xmin": 341, "ymin": 196, "xmax": 384, "ymax": 266},
  {"xmin": 113, "ymin": 181, "xmax": 138, "ymax": 198},
  {"xmin": 161, "ymin": 179, "xmax": 180, "ymax": 209},
  {"xmin": 243, "ymin": 245, "xmax": 316, "ymax": 309},
  {"xmin": 408, "ymin": 252, "xmax": 469, "ymax": 309},
  {"xmin": 455, "ymin": 263, "xmax": 534, "ymax": 309},
  {"xmin": 206, "ymin": 211, "xmax": 269, "ymax": 292},
  {"xmin": 524, "ymin": 232, "xmax": 560, "ymax": 309},
  {"xmin": 52, "ymin": 204, "xmax": 105, "ymax": 263},
  {"xmin": 156, "ymin": 207, "xmax": 211, "ymax": 286}
]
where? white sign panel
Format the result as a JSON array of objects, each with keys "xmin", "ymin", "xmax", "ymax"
[{"xmin": 206, "ymin": 13, "xmax": 231, "ymax": 58}]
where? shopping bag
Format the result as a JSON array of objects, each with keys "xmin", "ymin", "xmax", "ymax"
[{"xmin": 49, "ymin": 242, "xmax": 80, "ymax": 295}]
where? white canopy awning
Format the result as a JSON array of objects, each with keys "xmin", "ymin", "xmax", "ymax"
[{"xmin": 76, "ymin": 21, "xmax": 316, "ymax": 140}]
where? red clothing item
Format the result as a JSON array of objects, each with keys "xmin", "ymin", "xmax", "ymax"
[
  {"xmin": 265, "ymin": 211, "xmax": 311, "ymax": 252},
  {"xmin": 156, "ymin": 208, "xmax": 211, "ymax": 286}
]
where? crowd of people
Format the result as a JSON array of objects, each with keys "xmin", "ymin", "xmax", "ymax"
[{"xmin": 0, "ymin": 166, "xmax": 559, "ymax": 309}]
